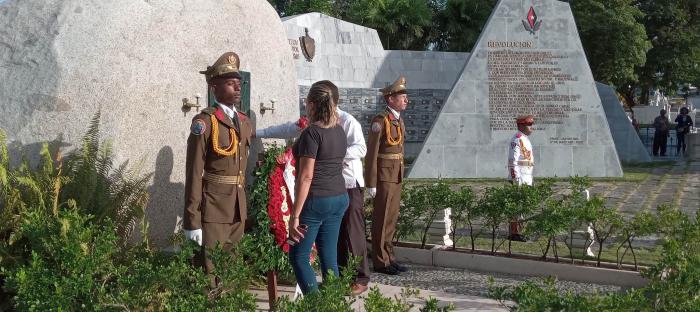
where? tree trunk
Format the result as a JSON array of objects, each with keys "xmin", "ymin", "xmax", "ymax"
[
  {"xmin": 628, "ymin": 238, "xmax": 638, "ymax": 271},
  {"xmin": 491, "ymin": 226, "xmax": 496, "ymax": 254},
  {"xmin": 542, "ymin": 236, "xmax": 551, "ymax": 259},
  {"xmin": 569, "ymin": 230, "xmax": 575, "ymax": 264},
  {"xmin": 468, "ymin": 220, "xmax": 476, "ymax": 251},
  {"xmin": 640, "ymin": 85, "xmax": 650, "ymax": 106}
]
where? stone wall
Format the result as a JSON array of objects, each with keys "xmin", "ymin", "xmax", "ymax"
[{"xmin": 0, "ymin": 0, "xmax": 299, "ymax": 248}]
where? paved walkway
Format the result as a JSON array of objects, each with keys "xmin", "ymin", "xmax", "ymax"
[{"xmin": 251, "ymin": 279, "xmax": 507, "ymax": 311}]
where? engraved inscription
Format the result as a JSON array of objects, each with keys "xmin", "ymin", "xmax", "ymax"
[{"xmin": 487, "ymin": 42, "xmax": 582, "ymax": 144}]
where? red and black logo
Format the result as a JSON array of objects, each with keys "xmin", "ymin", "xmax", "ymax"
[{"xmin": 522, "ymin": 6, "xmax": 542, "ymax": 34}]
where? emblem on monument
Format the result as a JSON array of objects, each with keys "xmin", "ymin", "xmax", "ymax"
[
  {"xmin": 300, "ymin": 28, "xmax": 315, "ymax": 62},
  {"xmin": 522, "ymin": 6, "xmax": 542, "ymax": 34}
]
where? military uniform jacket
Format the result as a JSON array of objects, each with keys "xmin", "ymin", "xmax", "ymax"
[
  {"xmin": 508, "ymin": 131, "xmax": 534, "ymax": 186},
  {"xmin": 184, "ymin": 106, "xmax": 252, "ymax": 230},
  {"xmin": 365, "ymin": 108, "xmax": 405, "ymax": 187}
]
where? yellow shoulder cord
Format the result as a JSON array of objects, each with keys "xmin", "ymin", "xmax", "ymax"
[
  {"xmin": 210, "ymin": 114, "xmax": 238, "ymax": 156},
  {"xmin": 519, "ymin": 139, "xmax": 531, "ymax": 160},
  {"xmin": 384, "ymin": 115, "xmax": 402, "ymax": 146}
]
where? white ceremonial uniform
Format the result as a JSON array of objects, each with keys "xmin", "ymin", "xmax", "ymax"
[{"xmin": 508, "ymin": 131, "xmax": 534, "ymax": 186}]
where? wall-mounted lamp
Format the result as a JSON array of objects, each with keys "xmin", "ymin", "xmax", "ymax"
[
  {"xmin": 181, "ymin": 94, "xmax": 202, "ymax": 114},
  {"xmin": 260, "ymin": 99, "xmax": 276, "ymax": 115}
]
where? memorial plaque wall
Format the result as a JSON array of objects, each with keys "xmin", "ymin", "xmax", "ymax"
[{"xmin": 298, "ymin": 86, "xmax": 448, "ymax": 144}]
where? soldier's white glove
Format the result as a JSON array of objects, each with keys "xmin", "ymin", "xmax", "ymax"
[
  {"xmin": 367, "ymin": 187, "xmax": 377, "ymax": 198},
  {"xmin": 184, "ymin": 229, "xmax": 203, "ymax": 246}
]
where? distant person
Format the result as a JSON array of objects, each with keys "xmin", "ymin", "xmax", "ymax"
[
  {"xmin": 653, "ymin": 109, "xmax": 671, "ymax": 156},
  {"xmin": 675, "ymin": 107, "xmax": 694, "ymax": 155},
  {"xmin": 629, "ymin": 108, "xmax": 640, "ymax": 135}
]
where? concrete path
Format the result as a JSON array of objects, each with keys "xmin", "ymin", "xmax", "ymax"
[{"xmin": 251, "ymin": 281, "xmax": 507, "ymax": 311}]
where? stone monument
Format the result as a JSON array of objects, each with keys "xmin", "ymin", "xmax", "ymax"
[
  {"xmin": 597, "ymin": 82, "xmax": 651, "ymax": 163},
  {"xmin": 0, "ymin": 0, "xmax": 299, "ymax": 247},
  {"xmin": 409, "ymin": 0, "xmax": 623, "ymax": 178}
]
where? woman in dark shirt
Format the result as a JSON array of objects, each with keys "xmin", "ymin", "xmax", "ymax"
[
  {"xmin": 289, "ymin": 80, "xmax": 349, "ymax": 294},
  {"xmin": 675, "ymin": 107, "xmax": 694, "ymax": 155}
]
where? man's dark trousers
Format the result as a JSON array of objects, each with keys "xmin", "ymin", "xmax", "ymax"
[
  {"xmin": 338, "ymin": 185, "xmax": 370, "ymax": 285},
  {"xmin": 653, "ymin": 131, "xmax": 668, "ymax": 156}
]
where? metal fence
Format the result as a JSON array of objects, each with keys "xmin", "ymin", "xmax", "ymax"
[{"xmin": 639, "ymin": 127, "xmax": 681, "ymax": 157}]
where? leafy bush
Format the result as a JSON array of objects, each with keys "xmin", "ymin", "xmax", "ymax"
[
  {"xmin": 3, "ymin": 206, "xmax": 257, "ymax": 311},
  {"xmin": 489, "ymin": 207, "xmax": 700, "ymax": 311},
  {"xmin": 616, "ymin": 209, "xmax": 657, "ymax": 270},
  {"xmin": 448, "ymin": 186, "xmax": 477, "ymax": 251},
  {"xmin": 475, "ymin": 186, "xmax": 510, "ymax": 254},
  {"xmin": 395, "ymin": 182, "xmax": 424, "ymax": 243},
  {"xmin": 416, "ymin": 181, "xmax": 453, "ymax": 248},
  {"xmin": 59, "ymin": 112, "xmax": 152, "ymax": 246}
]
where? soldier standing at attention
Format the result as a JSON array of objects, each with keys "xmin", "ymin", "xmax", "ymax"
[
  {"xmin": 507, "ymin": 115, "xmax": 535, "ymax": 242},
  {"xmin": 183, "ymin": 52, "xmax": 253, "ymax": 278},
  {"xmin": 365, "ymin": 76, "xmax": 409, "ymax": 275}
]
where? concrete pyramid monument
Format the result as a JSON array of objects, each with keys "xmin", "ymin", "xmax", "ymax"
[
  {"xmin": 409, "ymin": 0, "xmax": 623, "ymax": 178},
  {"xmin": 597, "ymin": 82, "xmax": 651, "ymax": 163}
]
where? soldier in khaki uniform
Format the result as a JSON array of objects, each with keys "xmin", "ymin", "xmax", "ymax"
[
  {"xmin": 365, "ymin": 76, "xmax": 409, "ymax": 275},
  {"xmin": 183, "ymin": 52, "xmax": 253, "ymax": 276}
]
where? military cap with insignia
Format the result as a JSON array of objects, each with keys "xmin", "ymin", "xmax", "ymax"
[
  {"xmin": 200, "ymin": 52, "xmax": 241, "ymax": 83},
  {"xmin": 516, "ymin": 115, "xmax": 535, "ymax": 125},
  {"xmin": 380, "ymin": 75, "xmax": 407, "ymax": 97}
]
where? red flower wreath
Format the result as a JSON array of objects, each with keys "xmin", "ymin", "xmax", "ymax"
[
  {"xmin": 266, "ymin": 152, "xmax": 294, "ymax": 252},
  {"xmin": 266, "ymin": 116, "xmax": 317, "ymax": 258}
]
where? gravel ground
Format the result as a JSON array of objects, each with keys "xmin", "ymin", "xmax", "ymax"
[{"xmin": 369, "ymin": 264, "xmax": 624, "ymax": 298}]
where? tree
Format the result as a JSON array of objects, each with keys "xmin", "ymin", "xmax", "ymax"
[
  {"xmin": 434, "ymin": 0, "xmax": 496, "ymax": 52},
  {"xmin": 626, "ymin": 0, "xmax": 700, "ymax": 105},
  {"xmin": 570, "ymin": 0, "xmax": 650, "ymax": 100},
  {"xmin": 284, "ymin": 0, "xmax": 335, "ymax": 17},
  {"xmin": 347, "ymin": 0, "xmax": 434, "ymax": 50}
]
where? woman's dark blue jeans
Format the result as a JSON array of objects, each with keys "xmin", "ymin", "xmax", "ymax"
[{"xmin": 289, "ymin": 193, "xmax": 349, "ymax": 294}]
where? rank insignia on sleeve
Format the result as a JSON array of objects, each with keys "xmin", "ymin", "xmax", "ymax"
[
  {"xmin": 371, "ymin": 122, "xmax": 382, "ymax": 133},
  {"xmin": 191, "ymin": 119, "xmax": 206, "ymax": 135}
]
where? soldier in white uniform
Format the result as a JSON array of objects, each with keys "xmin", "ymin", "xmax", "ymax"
[{"xmin": 507, "ymin": 115, "xmax": 535, "ymax": 242}]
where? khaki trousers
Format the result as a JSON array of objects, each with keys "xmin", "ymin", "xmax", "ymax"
[{"xmin": 371, "ymin": 181, "xmax": 401, "ymax": 269}]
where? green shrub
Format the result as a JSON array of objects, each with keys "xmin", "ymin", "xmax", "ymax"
[
  {"xmin": 490, "ymin": 208, "xmax": 700, "ymax": 311},
  {"xmin": 417, "ymin": 180, "xmax": 453, "ymax": 248},
  {"xmin": 3, "ymin": 205, "xmax": 258, "ymax": 311},
  {"xmin": 448, "ymin": 186, "xmax": 477, "ymax": 251},
  {"xmin": 475, "ymin": 186, "xmax": 510, "ymax": 254},
  {"xmin": 396, "ymin": 181, "xmax": 424, "ymax": 243}
]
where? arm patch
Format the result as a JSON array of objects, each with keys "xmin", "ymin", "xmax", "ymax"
[
  {"xmin": 371, "ymin": 122, "xmax": 382, "ymax": 133},
  {"xmin": 191, "ymin": 119, "xmax": 206, "ymax": 135}
]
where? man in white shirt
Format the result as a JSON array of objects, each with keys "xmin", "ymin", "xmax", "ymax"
[{"xmin": 256, "ymin": 81, "xmax": 370, "ymax": 295}]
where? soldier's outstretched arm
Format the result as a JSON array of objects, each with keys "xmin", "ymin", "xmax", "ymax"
[
  {"xmin": 184, "ymin": 116, "xmax": 210, "ymax": 231},
  {"xmin": 255, "ymin": 121, "xmax": 300, "ymax": 139}
]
